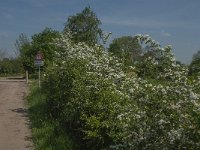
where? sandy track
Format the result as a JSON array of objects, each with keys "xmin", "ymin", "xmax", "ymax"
[{"xmin": 0, "ymin": 81, "xmax": 33, "ymax": 150}]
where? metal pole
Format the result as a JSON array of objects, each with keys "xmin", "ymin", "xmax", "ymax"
[
  {"xmin": 26, "ymin": 70, "xmax": 29, "ymax": 83},
  {"xmin": 39, "ymin": 66, "xmax": 41, "ymax": 88}
]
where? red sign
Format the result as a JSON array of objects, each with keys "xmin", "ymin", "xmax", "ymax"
[{"xmin": 35, "ymin": 51, "xmax": 43, "ymax": 60}]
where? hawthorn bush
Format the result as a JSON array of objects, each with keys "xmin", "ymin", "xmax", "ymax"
[{"xmin": 43, "ymin": 33, "xmax": 200, "ymax": 149}]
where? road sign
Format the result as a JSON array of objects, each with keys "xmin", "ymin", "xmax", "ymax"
[
  {"xmin": 35, "ymin": 51, "xmax": 43, "ymax": 60},
  {"xmin": 34, "ymin": 60, "xmax": 44, "ymax": 66},
  {"xmin": 35, "ymin": 51, "xmax": 44, "ymax": 66},
  {"xmin": 34, "ymin": 51, "xmax": 44, "ymax": 88}
]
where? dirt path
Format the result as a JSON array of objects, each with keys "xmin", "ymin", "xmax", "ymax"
[{"xmin": 0, "ymin": 81, "xmax": 33, "ymax": 150}]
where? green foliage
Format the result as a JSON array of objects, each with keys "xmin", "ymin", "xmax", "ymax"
[
  {"xmin": 133, "ymin": 36, "xmax": 179, "ymax": 79},
  {"xmin": 27, "ymin": 81, "xmax": 76, "ymax": 150},
  {"xmin": 64, "ymin": 7, "xmax": 103, "ymax": 46},
  {"xmin": 189, "ymin": 50, "xmax": 200, "ymax": 76},
  {"xmin": 42, "ymin": 33, "xmax": 200, "ymax": 149},
  {"xmin": 15, "ymin": 33, "xmax": 32, "ymax": 72},
  {"xmin": 43, "ymin": 33, "xmax": 129, "ymax": 149},
  {"xmin": 16, "ymin": 28, "xmax": 59, "ymax": 73},
  {"xmin": 31, "ymin": 28, "xmax": 60, "ymax": 66},
  {"xmin": 108, "ymin": 36, "xmax": 142, "ymax": 67}
]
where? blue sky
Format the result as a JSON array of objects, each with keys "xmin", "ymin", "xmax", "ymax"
[{"xmin": 0, "ymin": 0, "xmax": 200, "ymax": 64}]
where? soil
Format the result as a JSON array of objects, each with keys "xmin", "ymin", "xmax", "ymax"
[{"xmin": 0, "ymin": 81, "xmax": 33, "ymax": 150}]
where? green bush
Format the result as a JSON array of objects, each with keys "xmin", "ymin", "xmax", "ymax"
[{"xmin": 43, "ymin": 33, "xmax": 200, "ymax": 149}]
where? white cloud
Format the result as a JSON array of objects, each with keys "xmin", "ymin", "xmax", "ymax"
[{"xmin": 161, "ymin": 30, "xmax": 172, "ymax": 37}]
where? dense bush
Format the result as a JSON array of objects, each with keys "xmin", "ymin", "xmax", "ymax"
[{"xmin": 43, "ymin": 33, "xmax": 200, "ymax": 149}]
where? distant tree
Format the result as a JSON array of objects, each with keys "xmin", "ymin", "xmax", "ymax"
[
  {"xmin": 64, "ymin": 7, "xmax": 103, "ymax": 46},
  {"xmin": 176, "ymin": 60, "xmax": 184, "ymax": 66},
  {"xmin": 192, "ymin": 50, "xmax": 200, "ymax": 60},
  {"xmin": 0, "ymin": 57, "xmax": 24, "ymax": 75},
  {"xmin": 0, "ymin": 49, "xmax": 6, "ymax": 60},
  {"xmin": 189, "ymin": 50, "xmax": 200, "ymax": 76},
  {"xmin": 15, "ymin": 33, "xmax": 30, "ymax": 57},
  {"xmin": 108, "ymin": 36, "xmax": 142, "ymax": 67},
  {"xmin": 15, "ymin": 33, "xmax": 33, "ymax": 72}
]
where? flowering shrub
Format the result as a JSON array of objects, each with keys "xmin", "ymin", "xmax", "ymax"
[{"xmin": 43, "ymin": 33, "xmax": 200, "ymax": 149}]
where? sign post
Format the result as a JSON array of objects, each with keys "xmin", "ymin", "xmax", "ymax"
[{"xmin": 34, "ymin": 51, "xmax": 44, "ymax": 88}]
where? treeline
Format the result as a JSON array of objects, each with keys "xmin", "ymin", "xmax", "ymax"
[
  {"xmin": 1, "ymin": 6, "xmax": 200, "ymax": 77},
  {"xmin": 13, "ymin": 6, "xmax": 200, "ymax": 78},
  {"xmin": 0, "ymin": 57, "xmax": 24, "ymax": 76}
]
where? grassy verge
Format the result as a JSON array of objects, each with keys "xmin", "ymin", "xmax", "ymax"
[{"xmin": 27, "ymin": 82, "xmax": 76, "ymax": 150}]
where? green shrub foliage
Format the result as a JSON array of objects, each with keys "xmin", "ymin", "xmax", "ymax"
[{"xmin": 43, "ymin": 33, "xmax": 200, "ymax": 149}]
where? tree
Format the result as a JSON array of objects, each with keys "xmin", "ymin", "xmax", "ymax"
[
  {"xmin": 15, "ymin": 28, "xmax": 59, "ymax": 73},
  {"xmin": 15, "ymin": 33, "xmax": 30, "ymax": 57},
  {"xmin": 15, "ymin": 33, "xmax": 32, "ymax": 72},
  {"xmin": 0, "ymin": 49, "xmax": 6, "ymax": 60},
  {"xmin": 64, "ymin": 7, "xmax": 103, "ymax": 46},
  {"xmin": 31, "ymin": 27, "xmax": 60, "ymax": 66},
  {"xmin": 189, "ymin": 50, "xmax": 200, "ymax": 76},
  {"xmin": 108, "ymin": 36, "xmax": 141, "ymax": 67}
]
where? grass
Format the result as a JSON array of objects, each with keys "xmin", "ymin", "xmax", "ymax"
[{"xmin": 27, "ymin": 82, "xmax": 77, "ymax": 150}]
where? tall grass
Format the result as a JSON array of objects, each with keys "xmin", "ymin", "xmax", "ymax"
[{"xmin": 27, "ymin": 82, "xmax": 77, "ymax": 150}]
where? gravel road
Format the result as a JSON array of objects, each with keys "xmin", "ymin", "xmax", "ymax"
[{"xmin": 0, "ymin": 81, "xmax": 33, "ymax": 150}]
